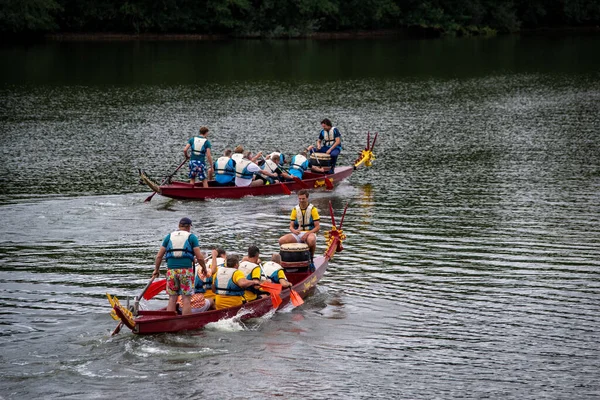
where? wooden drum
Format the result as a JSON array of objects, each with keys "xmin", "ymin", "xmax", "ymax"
[
  {"xmin": 280, "ymin": 243, "xmax": 310, "ymax": 265},
  {"xmin": 309, "ymin": 152, "xmax": 332, "ymax": 167}
]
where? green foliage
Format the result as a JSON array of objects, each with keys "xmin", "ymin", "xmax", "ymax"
[
  {"xmin": 0, "ymin": 0, "xmax": 61, "ymax": 33},
  {"xmin": 2, "ymin": 0, "xmax": 600, "ymax": 35}
]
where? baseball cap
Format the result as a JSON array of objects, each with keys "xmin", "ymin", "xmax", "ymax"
[{"xmin": 179, "ymin": 217, "xmax": 192, "ymax": 226}]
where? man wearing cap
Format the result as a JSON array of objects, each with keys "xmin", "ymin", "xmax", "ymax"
[
  {"xmin": 153, "ymin": 217, "xmax": 207, "ymax": 315},
  {"xmin": 184, "ymin": 126, "xmax": 213, "ymax": 188}
]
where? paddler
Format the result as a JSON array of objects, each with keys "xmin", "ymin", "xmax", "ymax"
[
  {"xmin": 194, "ymin": 248, "xmax": 226, "ymax": 304},
  {"xmin": 262, "ymin": 254, "xmax": 293, "ymax": 289},
  {"xmin": 212, "ymin": 255, "xmax": 258, "ymax": 310},
  {"xmin": 152, "ymin": 217, "xmax": 207, "ymax": 315},
  {"xmin": 183, "ymin": 126, "xmax": 213, "ymax": 187},
  {"xmin": 239, "ymin": 245, "xmax": 268, "ymax": 302},
  {"xmin": 213, "ymin": 149, "xmax": 236, "ymax": 186},
  {"xmin": 288, "ymin": 151, "xmax": 310, "ymax": 179}
]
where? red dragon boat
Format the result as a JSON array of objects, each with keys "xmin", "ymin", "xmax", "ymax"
[
  {"xmin": 138, "ymin": 132, "xmax": 377, "ymax": 201},
  {"xmin": 107, "ymin": 203, "xmax": 348, "ymax": 335}
]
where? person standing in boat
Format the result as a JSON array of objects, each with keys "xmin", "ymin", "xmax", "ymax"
[
  {"xmin": 239, "ymin": 245, "xmax": 268, "ymax": 302},
  {"xmin": 278, "ymin": 189, "xmax": 320, "ymax": 268},
  {"xmin": 262, "ymin": 254, "xmax": 293, "ymax": 289},
  {"xmin": 152, "ymin": 217, "xmax": 207, "ymax": 316},
  {"xmin": 213, "ymin": 149, "xmax": 236, "ymax": 186},
  {"xmin": 212, "ymin": 254, "xmax": 258, "ymax": 310},
  {"xmin": 183, "ymin": 126, "xmax": 213, "ymax": 188},
  {"xmin": 307, "ymin": 118, "xmax": 342, "ymax": 173}
]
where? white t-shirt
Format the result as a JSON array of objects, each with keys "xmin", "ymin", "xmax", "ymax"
[{"xmin": 235, "ymin": 162, "xmax": 262, "ymax": 187}]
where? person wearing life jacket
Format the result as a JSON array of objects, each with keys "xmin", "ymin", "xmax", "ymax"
[
  {"xmin": 183, "ymin": 126, "xmax": 213, "ymax": 187},
  {"xmin": 307, "ymin": 118, "xmax": 342, "ymax": 173},
  {"xmin": 234, "ymin": 152, "xmax": 264, "ymax": 187},
  {"xmin": 152, "ymin": 217, "xmax": 207, "ymax": 315},
  {"xmin": 262, "ymin": 253, "xmax": 293, "ymax": 289},
  {"xmin": 288, "ymin": 151, "xmax": 310, "ymax": 179},
  {"xmin": 257, "ymin": 154, "xmax": 287, "ymax": 184},
  {"xmin": 194, "ymin": 248, "xmax": 226, "ymax": 302},
  {"xmin": 214, "ymin": 149, "xmax": 236, "ymax": 186},
  {"xmin": 278, "ymin": 189, "xmax": 320, "ymax": 268},
  {"xmin": 239, "ymin": 245, "xmax": 268, "ymax": 302},
  {"xmin": 212, "ymin": 254, "xmax": 258, "ymax": 310}
]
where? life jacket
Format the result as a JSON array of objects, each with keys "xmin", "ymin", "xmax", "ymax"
[
  {"xmin": 259, "ymin": 159, "xmax": 279, "ymax": 182},
  {"xmin": 231, "ymin": 153, "xmax": 244, "ymax": 162},
  {"xmin": 293, "ymin": 204, "xmax": 315, "ymax": 231},
  {"xmin": 262, "ymin": 261, "xmax": 285, "ymax": 283},
  {"xmin": 322, "ymin": 127, "xmax": 338, "ymax": 146},
  {"xmin": 235, "ymin": 158, "xmax": 254, "ymax": 179},
  {"xmin": 164, "ymin": 231, "xmax": 194, "ymax": 260},
  {"xmin": 194, "ymin": 257, "xmax": 224, "ymax": 293},
  {"xmin": 238, "ymin": 261, "xmax": 262, "ymax": 280},
  {"xmin": 214, "ymin": 267, "xmax": 245, "ymax": 296},
  {"xmin": 214, "ymin": 156, "xmax": 234, "ymax": 177},
  {"xmin": 290, "ymin": 155, "xmax": 308, "ymax": 172},
  {"xmin": 192, "ymin": 137, "xmax": 208, "ymax": 157}
]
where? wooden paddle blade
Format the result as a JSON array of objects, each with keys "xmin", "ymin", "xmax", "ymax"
[
  {"xmin": 324, "ymin": 177, "xmax": 334, "ymax": 190},
  {"xmin": 260, "ymin": 281, "xmax": 282, "ymax": 295},
  {"xmin": 290, "ymin": 289, "xmax": 304, "ymax": 307},
  {"xmin": 292, "ymin": 176, "xmax": 310, "ymax": 189},
  {"xmin": 281, "ymin": 183, "xmax": 292, "ymax": 195},
  {"xmin": 270, "ymin": 292, "xmax": 282, "ymax": 309},
  {"xmin": 111, "ymin": 322, "xmax": 123, "ymax": 336},
  {"xmin": 144, "ymin": 192, "xmax": 157, "ymax": 202},
  {"xmin": 143, "ymin": 279, "xmax": 166, "ymax": 300}
]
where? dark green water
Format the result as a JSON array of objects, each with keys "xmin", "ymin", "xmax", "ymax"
[{"xmin": 0, "ymin": 36, "xmax": 599, "ymax": 399}]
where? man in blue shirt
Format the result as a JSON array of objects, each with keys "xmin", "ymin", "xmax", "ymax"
[
  {"xmin": 152, "ymin": 217, "xmax": 207, "ymax": 315},
  {"xmin": 308, "ymin": 118, "xmax": 342, "ymax": 173},
  {"xmin": 183, "ymin": 126, "xmax": 213, "ymax": 188}
]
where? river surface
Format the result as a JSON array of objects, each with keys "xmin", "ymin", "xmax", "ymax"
[{"xmin": 1, "ymin": 35, "xmax": 599, "ymax": 399}]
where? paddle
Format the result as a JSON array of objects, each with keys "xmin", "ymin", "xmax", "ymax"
[
  {"xmin": 260, "ymin": 155, "xmax": 291, "ymax": 195},
  {"xmin": 289, "ymin": 289, "xmax": 304, "ymax": 307},
  {"xmin": 111, "ymin": 277, "xmax": 155, "ymax": 336},
  {"xmin": 144, "ymin": 158, "xmax": 188, "ymax": 202},
  {"xmin": 259, "ymin": 282, "xmax": 283, "ymax": 308},
  {"xmin": 143, "ymin": 278, "xmax": 166, "ymax": 300}
]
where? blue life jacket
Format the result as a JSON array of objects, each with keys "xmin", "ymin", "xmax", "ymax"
[
  {"xmin": 164, "ymin": 231, "xmax": 194, "ymax": 260},
  {"xmin": 235, "ymin": 158, "xmax": 254, "ymax": 180},
  {"xmin": 214, "ymin": 268, "xmax": 245, "ymax": 296}
]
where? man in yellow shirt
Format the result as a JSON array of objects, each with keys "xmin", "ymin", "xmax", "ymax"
[
  {"xmin": 278, "ymin": 189, "xmax": 320, "ymax": 267},
  {"xmin": 212, "ymin": 255, "xmax": 257, "ymax": 310},
  {"xmin": 239, "ymin": 245, "xmax": 266, "ymax": 302}
]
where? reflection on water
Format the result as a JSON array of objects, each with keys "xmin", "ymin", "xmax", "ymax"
[{"xmin": 1, "ymin": 36, "xmax": 600, "ymax": 399}]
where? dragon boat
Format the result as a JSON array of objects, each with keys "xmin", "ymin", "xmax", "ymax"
[
  {"xmin": 107, "ymin": 203, "xmax": 348, "ymax": 335},
  {"xmin": 138, "ymin": 132, "xmax": 377, "ymax": 201}
]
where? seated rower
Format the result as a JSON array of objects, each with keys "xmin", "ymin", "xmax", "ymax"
[
  {"xmin": 262, "ymin": 253, "xmax": 293, "ymax": 289},
  {"xmin": 234, "ymin": 152, "xmax": 264, "ymax": 187},
  {"xmin": 257, "ymin": 154, "xmax": 288, "ymax": 184},
  {"xmin": 194, "ymin": 248, "xmax": 226, "ymax": 303},
  {"xmin": 288, "ymin": 151, "xmax": 310, "ymax": 180},
  {"xmin": 212, "ymin": 254, "xmax": 257, "ymax": 310},
  {"xmin": 232, "ymin": 145, "xmax": 245, "ymax": 163},
  {"xmin": 239, "ymin": 245, "xmax": 268, "ymax": 302},
  {"xmin": 214, "ymin": 149, "xmax": 236, "ymax": 186}
]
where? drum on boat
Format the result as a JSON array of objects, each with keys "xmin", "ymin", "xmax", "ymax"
[
  {"xmin": 309, "ymin": 152, "xmax": 332, "ymax": 167},
  {"xmin": 280, "ymin": 243, "xmax": 310, "ymax": 270}
]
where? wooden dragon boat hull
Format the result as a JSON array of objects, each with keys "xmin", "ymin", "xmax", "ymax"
[
  {"xmin": 112, "ymin": 255, "xmax": 329, "ymax": 334},
  {"xmin": 139, "ymin": 166, "xmax": 354, "ymax": 200}
]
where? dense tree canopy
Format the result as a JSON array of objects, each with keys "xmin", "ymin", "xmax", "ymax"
[{"xmin": 1, "ymin": 0, "xmax": 599, "ymax": 36}]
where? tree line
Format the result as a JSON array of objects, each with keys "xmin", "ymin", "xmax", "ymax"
[{"xmin": 2, "ymin": 0, "xmax": 599, "ymax": 37}]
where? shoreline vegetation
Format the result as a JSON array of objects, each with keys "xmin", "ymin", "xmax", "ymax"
[{"xmin": 1, "ymin": 0, "xmax": 599, "ymax": 41}]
